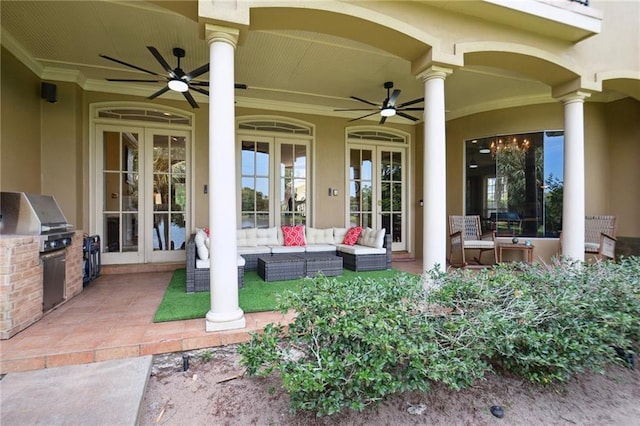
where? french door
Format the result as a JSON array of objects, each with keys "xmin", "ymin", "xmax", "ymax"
[
  {"xmin": 238, "ymin": 135, "xmax": 309, "ymax": 228},
  {"xmin": 347, "ymin": 144, "xmax": 406, "ymax": 251},
  {"xmin": 96, "ymin": 124, "xmax": 190, "ymax": 264}
]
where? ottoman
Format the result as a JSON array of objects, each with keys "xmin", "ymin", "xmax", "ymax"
[
  {"xmin": 305, "ymin": 256, "xmax": 343, "ymax": 278},
  {"xmin": 257, "ymin": 255, "xmax": 305, "ymax": 282}
]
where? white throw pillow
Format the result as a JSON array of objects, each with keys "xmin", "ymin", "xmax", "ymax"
[
  {"xmin": 360, "ymin": 227, "xmax": 371, "ymax": 246},
  {"xmin": 237, "ymin": 228, "xmax": 258, "ymax": 247},
  {"xmin": 194, "ymin": 229, "xmax": 209, "ymax": 260},
  {"xmin": 333, "ymin": 227, "xmax": 348, "ymax": 244},
  {"xmin": 355, "ymin": 227, "xmax": 386, "ymax": 248},
  {"xmin": 374, "ymin": 228, "xmax": 386, "ymax": 248},
  {"xmin": 256, "ymin": 227, "xmax": 279, "ymax": 246},
  {"xmin": 306, "ymin": 227, "xmax": 335, "ymax": 245}
]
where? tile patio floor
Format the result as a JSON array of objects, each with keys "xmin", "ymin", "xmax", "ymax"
[{"xmin": 0, "ymin": 259, "xmax": 424, "ymax": 374}]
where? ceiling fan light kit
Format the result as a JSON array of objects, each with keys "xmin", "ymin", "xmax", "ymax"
[
  {"xmin": 380, "ymin": 107, "xmax": 396, "ymax": 117},
  {"xmin": 167, "ymin": 79, "xmax": 189, "ymax": 92}
]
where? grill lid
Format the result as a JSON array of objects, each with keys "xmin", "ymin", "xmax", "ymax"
[{"xmin": 0, "ymin": 192, "xmax": 73, "ymax": 235}]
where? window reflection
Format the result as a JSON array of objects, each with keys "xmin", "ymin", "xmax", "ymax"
[
  {"xmin": 465, "ymin": 131, "xmax": 564, "ymax": 238},
  {"xmin": 241, "ymin": 141, "xmax": 271, "ymax": 228}
]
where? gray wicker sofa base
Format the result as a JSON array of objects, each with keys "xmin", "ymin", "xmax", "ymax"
[
  {"xmin": 304, "ymin": 255, "xmax": 343, "ymax": 277},
  {"xmin": 257, "ymin": 255, "xmax": 306, "ymax": 282},
  {"xmin": 338, "ymin": 234, "xmax": 393, "ymax": 272},
  {"xmin": 257, "ymin": 254, "xmax": 344, "ymax": 281},
  {"xmin": 186, "ymin": 234, "xmax": 244, "ymax": 292}
]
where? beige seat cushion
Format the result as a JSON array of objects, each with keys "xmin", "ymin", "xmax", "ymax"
[{"xmin": 464, "ymin": 240, "xmax": 495, "ymax": 250}]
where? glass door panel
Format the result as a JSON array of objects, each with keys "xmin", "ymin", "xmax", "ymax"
[
  {"xmin": 280, "ymin": 142, "xmax": 307, "ymax": 226},
  {"xmin": 99, "ymin": 127, "xmax": 143, "ymax": 263},
  {"xmin": 349, "ymin": 148, "xmax": 373, "ymax": 227},
  {"xmin": 149, "ymin": 131, "xmax": 188, "ymax": 261},
  {"xmin": 379, "ymin": 149, "xmax": 405, "ymax": 250},
  {"xmin": 240, "ymin": 140, "xmax": 271, "ymax": 228}
]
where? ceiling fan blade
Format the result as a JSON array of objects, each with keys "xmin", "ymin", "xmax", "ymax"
[
  {"xmin": 100, "ymin": 54, "xmax": 163, "ymax": 77},
  {"xmin": 334, "ymin": 108, "xmax": 379, "ymax": 112},
  {"xmin": 398, "ymin": 107, "xmax": 424, "ymax": 111},
  {"xmin": 183, "ymin": 91, "xmax": 199, "ymax": 108},
  {"xmin": 388, "ymin": 89, "xmax": 401, "ymax": 107},
  {"xmin": 235, "ymin": 83, "xmax": 248, "ymax": 90},
  {"xmin": 397, "ymin": 111, "xmax": 419, "ymax": 121},
  {"xmin": 190, "ymin": 86, "xmax": 209, "ymax": 96},
  {"xmin": 348, "ymin": 111, "xmax": 380, "ymax": 122},
  {"xmin": 350, "ymin": 96, "xmax": 380, "ymax": 107},
  {"xmin": 147, "ymin": 46, "xmax": 177, "ymax": 79},
  {"xmin": 379, "ymin": 115, "xmax": 388, "ymax": 125},
  {"xmin": 106, "ymin": 78, "xmax": 163, "ymax": 83},
  {"xmin": 148, "ymin": 86, "xmax": 170, "ymax": 100},
  {"xmin": 186, "ymin": 63, "xmax": 209, "ymax": 81},
  {"xmin": 397, "ymin": 97, "xmax": 424, "ymax": 108}
]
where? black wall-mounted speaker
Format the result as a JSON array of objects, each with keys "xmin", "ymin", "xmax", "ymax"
[{"xmin": 41, "ymin": 82, "xmax": 57, "ymax": 103}]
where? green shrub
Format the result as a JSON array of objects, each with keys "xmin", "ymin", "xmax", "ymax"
[
  {"xmin": 431, "ymin": 258, "xmax": 640, "ymax": 384},
  {"xmin": 239, "ymin": 272, "xmax": 493, "ymax": 416},
  {"xmin": 239, "ymin": 258, "xmax": 640, "ymax": 416}
]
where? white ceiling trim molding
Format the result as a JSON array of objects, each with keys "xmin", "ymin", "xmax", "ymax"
[
  {"xmin": 1, "ymin": 29, "xmax": 43, "ymax": 77},
  {"xmin": 236, "ymin": 96, "xmax": 341, "ymax": 117},
  {"xmin": 446, "ymin": 93, "xmax": 555, "ymax": 121},
  {"xmin": 83, "ymin": 79, "xmax": 208, "ymax": 103},
  {"xmin": 40, "ymin": 67, "xmax": 86, "ymax": 87}
]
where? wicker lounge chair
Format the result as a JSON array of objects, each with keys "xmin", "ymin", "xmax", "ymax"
[
  {"xmin": 448, "ymin": 215, "xmax": 496, "ymax": 267},
  {"xmin": 559, "ymin": 215, "xmax": 617, "ymax": 261},
  {"xmin": 585, "ymin": 215, "xmax": 617, "ymax": 260}
]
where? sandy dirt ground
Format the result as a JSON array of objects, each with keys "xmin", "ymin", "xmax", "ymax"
[{"xmin": 139, "ymin": 345, "xmax": 639, "ymax": 426}]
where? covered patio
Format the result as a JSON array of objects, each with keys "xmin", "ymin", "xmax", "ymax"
[
  {"xmin": 1, "ymin": 1, "xmax": 638, "ymax": 345},
  {"xmin": 0, "ymin": 259, "xmax": 423, "ymax": 374}
]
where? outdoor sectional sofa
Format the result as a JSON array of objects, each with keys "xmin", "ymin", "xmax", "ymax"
[{"xmin": 186, "ymin": 226, "xmax": 392, "ymax": 292}]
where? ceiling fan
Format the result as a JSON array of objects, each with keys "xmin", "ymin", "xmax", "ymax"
[
  {"xmin": 100, "ymin": 46, "xmax": 246, "ymax": 108},
  {"xmin": 334, "ymin": 81, "xmax": 424, "ymax": 124}
]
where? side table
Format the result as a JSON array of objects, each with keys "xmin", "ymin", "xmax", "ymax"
[{"xmin": 497, "ymin": 242, "xmax": 534, "ymax": 264}]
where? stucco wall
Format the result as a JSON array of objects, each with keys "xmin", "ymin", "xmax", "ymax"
[
  {"xmin": 606, "ymin": 98, "xmax": 640, "ymax": 238},
  {"xmin": 0, "ymin": 49, "xmax": 84, "ymax": 228},
  {"xmin": 1, "ymin": 47, "xmax": 42, "ymax": 194},
  {"xmin": 583, "ymin": 102, "xmax": 609, "ymax": 215},
  {"xmin": 41, "ymin": 81, "xmax": 83, "ymax": 228}
]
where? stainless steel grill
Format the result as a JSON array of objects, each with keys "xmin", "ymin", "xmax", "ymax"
[{"xmin": 0, "ymin": 192, "xmax": 74, "ymax": 252}]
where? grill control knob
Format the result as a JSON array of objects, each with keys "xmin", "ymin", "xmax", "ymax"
[{"xmin": 50, "ymin": 240, "xmax": 58, "ymax": 248}]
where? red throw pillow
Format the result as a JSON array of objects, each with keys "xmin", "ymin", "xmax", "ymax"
[
  {"xmin": 342, "ymin": 226, "xmax": 362, "ymax": 245},
  {"xmin": 282, "ymin": 225, "xmax": 306, "ymax": 246}
]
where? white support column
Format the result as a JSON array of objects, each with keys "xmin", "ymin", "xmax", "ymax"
[
  {"xmin": 205, "ymin": 24, "xmax": 245, "ymax": 331},
  {"xmin": 561, "ymin": 91, "xmax": 590, "ymax": 262},
  {"xmin": 420, "ymin": 66, "xmax": 452, "ymax": 272}
]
